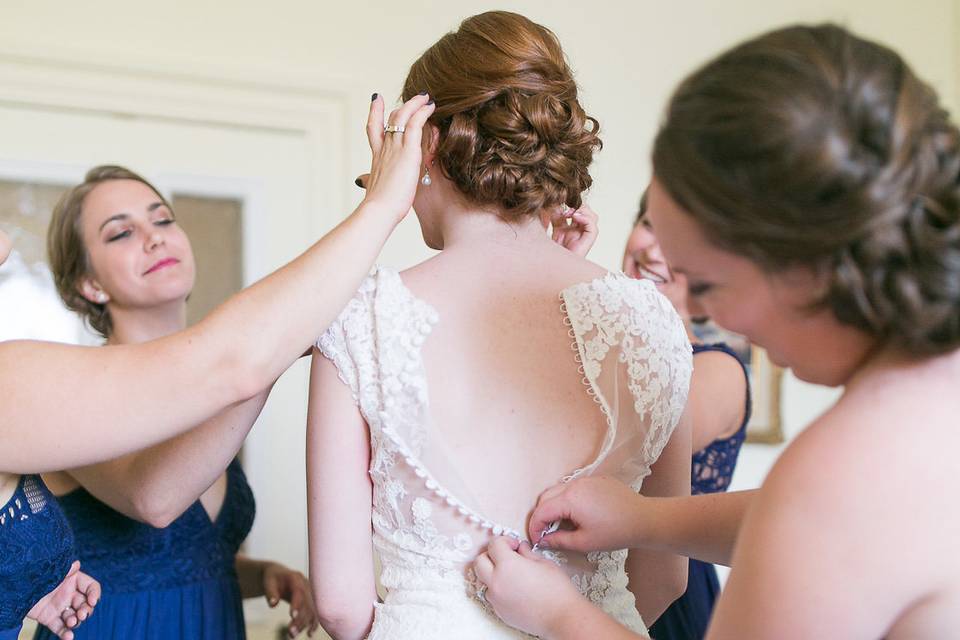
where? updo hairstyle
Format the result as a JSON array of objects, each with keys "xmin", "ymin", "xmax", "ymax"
[
  {"xmin": 403, "ymin": 11, "xmax": 602, "ymax": 218},
  {"xmin": 653, "ymin": 24, "xmax": 960, "ymax": 355}
]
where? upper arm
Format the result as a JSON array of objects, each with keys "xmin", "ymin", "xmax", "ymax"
[
  {"xmin": 306, "ymin": 349, "xmax": 376, "ymax": 612},
  {"xmin": 689, "ymin": 350, "xmax": 747, "ymax": 453},
  {"xmin": 706, "ymin": 420, "xmax": 898, "ymax": 639},
  {"xmin": 639, "ymin": 407, "xmax": 692, "ymax": 501},
  {"xmin": 0, "ymin": 337, "xmax": 235, "ymax": 474},
  {"xmin": 64, "ymin": 455, "xmax": 145, "ymax": 520}
]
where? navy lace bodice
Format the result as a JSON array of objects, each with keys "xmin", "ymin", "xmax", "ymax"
[
  {"xmin": 690, "ymin": 343, "xmax": 751, "ymax": 495},
  {"xmin": 0, "ymin": 475, "xmax": 75, "ymax": 633},
  {"xmin": 33, "ymin": 459, "xmax": 256, "ymax": 639},
  {"xmin": 53, "ymin": 459, "xmax": 255, "ymax": 593}
]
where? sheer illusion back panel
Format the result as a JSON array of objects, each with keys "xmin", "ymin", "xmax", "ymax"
[
  {"xmin": 560, "ymin": 277, "xmax": 694, "ymax": 490},
  {"xmin": 408, "ymin": 272, "xmax": 612, "ymax": 535},
  {"xmin": 318, "ymin": 267, "xmax": 691, "ymax": 543}
]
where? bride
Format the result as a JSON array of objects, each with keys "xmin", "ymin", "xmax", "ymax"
[{"xmin": 306, "ymin": 11, "xmax": 693, "ymax": 639}]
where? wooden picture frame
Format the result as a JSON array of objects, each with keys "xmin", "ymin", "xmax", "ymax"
[{"xmin": 745, "ymin": 346, "xmax": 785, "ymax": 444}]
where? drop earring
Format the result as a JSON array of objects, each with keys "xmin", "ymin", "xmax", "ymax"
[{"xmin": 421, "ymin": 168, "xmax": 432, "ymax": 186}]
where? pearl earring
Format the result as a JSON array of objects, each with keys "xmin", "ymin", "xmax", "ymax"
[
  {"xmin": 96, "ymin": 292, "xmax": 108, "ymax": 304},
  {"xmin": 421, "ymin": 168, "xmax": 432, "ymax": 186}
]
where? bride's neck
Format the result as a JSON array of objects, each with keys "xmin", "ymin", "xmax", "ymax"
[{"xmin": 435, "ymin": 203, "xmax": 552, "ymax": 253}]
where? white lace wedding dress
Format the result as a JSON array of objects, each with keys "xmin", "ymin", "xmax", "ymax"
[{"xmin": 316, "ymin": 266, "xmax": 692, "ymax": 639}]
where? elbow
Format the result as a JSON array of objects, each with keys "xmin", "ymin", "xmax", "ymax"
[
  {"xmin": 637, "ymin": 562, "xmax": 689, "ymax": 626},
  {"xmin": 658, "ymin": 560, "xmax": 688, "ymax": 610},
  {"xmin": 231, "ymin": 351, "xmax": 276, "ymax": 404},
  {"xmin": 131, "ymin": 492, "xmax": 182, "ymax": 529},
  {"xmin": 193, "ymin": 321, "xmax": 264, "ymax": 405},
  {"xmin": 317, "ymin": 604, "xmax": 373, "ymax": 640},
  {"xmin": 228, "ymin": 352, "xmax": 262, "ymax": 404},
  {"xmin": 315, "ymin": 593, "xmax": 374, "ymax": 640},
  {"xmin": 666, "ymin": 565, "xmax": 688, "ymax": 605},
  {"xmin": 654, "ymin": 569, "xmax": 688, "ymax": 624}
]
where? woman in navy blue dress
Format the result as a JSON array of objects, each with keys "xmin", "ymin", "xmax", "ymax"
[
  {"xmin": 0, "ymin": 474, "xmax": 100, "ymax": 640},
  {"xmin": 623, "ymin": 196, "xmax": 750, "ymax": 638},
  {"xmin": 34, "ymin": 166, "xmax": 319, "ymax": 639},
  {"xmin": 0, "ymin": 235, "xmax": 99, "ymax": 640}
]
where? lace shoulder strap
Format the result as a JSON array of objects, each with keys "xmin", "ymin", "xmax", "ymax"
[
  {"xmin": 315, "ymin": 267, "xmax": 439, "ymax": 456},
  {"xmin": 561, "ymin": 273, "xmax": 692, "ymax": 486},
  {"xmin": 315, "ymin": 269, "xmax": 379, "ymax": 398}
]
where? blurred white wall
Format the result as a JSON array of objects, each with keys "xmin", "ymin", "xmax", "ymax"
[{"xmin": 3, "ymin": 2, "xmax": 957, "ymax": 637}]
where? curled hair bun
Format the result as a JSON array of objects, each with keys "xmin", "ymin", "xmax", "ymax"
[
  {"xmin": 832, "ymin": 96, "xmax": 960, "ymax": 355},
  {"xmin": 404, "ymin": 11, "xmax": 601, "ymax": 218},
  {"xmin": 653, "ymin": 23, "xmax": 960, "ymax": 355}
]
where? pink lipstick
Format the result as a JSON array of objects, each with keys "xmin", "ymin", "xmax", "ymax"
[{"xmin": 144, "ymin": 258, "xmax": 179, "ymax": 275}]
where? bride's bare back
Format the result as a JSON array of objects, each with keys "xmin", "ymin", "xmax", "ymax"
[
  {"xmin": 401, "ymin": 239, "xmax": 612, "ymax": 531},
  {"xmin": 307, "ymin": 217, "xmax": 693, "ymax": 639}
]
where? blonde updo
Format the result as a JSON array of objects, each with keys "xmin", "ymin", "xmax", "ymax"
[{"xmin": 403, "ymin": 11, "xmax": 602, "ymax": 218}]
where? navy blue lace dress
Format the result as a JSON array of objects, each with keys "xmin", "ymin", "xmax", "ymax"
[
  {"xmin": 34, "ymin": 459, "xmax": 255, "ymax": 640},
  {"xmin": 649, "ymin": 343, "xmax": 751, "ymax": 640},
  {"xmin": 0, "ymin": 475, "xmax": 75, "ymax": 639}
]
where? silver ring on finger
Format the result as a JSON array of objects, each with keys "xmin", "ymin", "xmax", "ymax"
[{"xmin": 384, "ymin": 124, "xmax": 406, "ymax": 134}]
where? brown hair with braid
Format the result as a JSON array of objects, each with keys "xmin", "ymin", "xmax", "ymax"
[
  {"xmin": 653, "ymin": 24, "xmax": 960, "ymax": 355},
  {"xmin": 402, "ymin": 11, "xmax": 602, "ymax": 218}
]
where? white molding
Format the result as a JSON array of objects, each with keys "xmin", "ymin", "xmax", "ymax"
[
  {"xmin": 0, "ymin": 48, "xmax": 354, "ymax": 271},
  {"xmin": 0, "ymin": 158, "xmax": 87, "ymax": 187},
  {"xmin": 0, "ymin": 48, "xmax": 350, "ymax": 230}
]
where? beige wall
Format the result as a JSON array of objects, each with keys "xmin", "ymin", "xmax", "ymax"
[
  {"xmin": 3, "ymin": 2, "xmax": 958, "ymax": 637},
  {"xmin": 3, "ymin": 0, "xmax": 956, "ymax": 266}
]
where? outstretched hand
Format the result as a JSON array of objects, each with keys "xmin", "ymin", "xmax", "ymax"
[
  {"xmin": 529, "ymin": 476, "xmax": 648, "ymax": 553},
  {"xmin": 359, "ymin": 93, "xmax": 436, "ymax": 226},
  {"xmin": 473, "ymin": 537, "xmax": 584, "ymax": 638},
  {"xmin": 28, "ymin": 561, "xmax": 101, "ymax": 640},
  {"xmin": 551, "ymin": 204, "xmax": 599, "ymax": 257},
  {"xmin": 261, "ymin": 562, "xmax": 320, "ymax": 638}
]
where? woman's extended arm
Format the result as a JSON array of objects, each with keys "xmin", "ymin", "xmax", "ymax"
[
  {"xmin": 61, "ymin": 387, "xmax": 270, "ymax": 527},
  {"xmin": 0, "ymin": 94, "xmax": 435, "ymax": 473},
  {"xmin": 530, "ymin": 479, "xmax": 755, "ymax": 567}
]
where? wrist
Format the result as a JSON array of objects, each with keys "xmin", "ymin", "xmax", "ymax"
[
  {"xmin": 543, "ymin": 589, "xmax": 592, "ymax": 639},
  {"xmin": 354, "ymin": 198, "xmax": 407, "ymax": 229},
  {"xmin": 624, "ymin": 494, "xmax": 654, "ymax": 550}
]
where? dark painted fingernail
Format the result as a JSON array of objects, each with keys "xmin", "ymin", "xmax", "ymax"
[
  {"xmin": 371, "ymin": 93, "xmax": 378, "ymax": 101},
  {"xmin": 418, "ymin": 90, "xmax": 428, "ymax": 96},
  {"xmin": 427, "ymin": 99, "xmax": 435, "ymax": 105},
  {"xmin": 354, "ymin": 177, "xmax": 363, "ymax": 188}
]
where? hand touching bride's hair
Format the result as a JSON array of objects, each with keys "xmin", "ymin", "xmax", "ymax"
[{"xmin": 402, "ymin": 11, "xmax": 601, "ymax": 219}]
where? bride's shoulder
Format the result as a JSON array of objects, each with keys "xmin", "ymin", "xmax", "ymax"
[{"xmin": 564, "ymin": 270, "xmax": 672, "ymax": 314}]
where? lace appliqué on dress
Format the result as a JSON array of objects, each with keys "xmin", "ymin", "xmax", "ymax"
[
  {"xmin": 560, "ymin": 273, "xmax": 692, "ymax": 487},
  {"xmin": 0, "ymin": 475, "xmax": 75, "ymax": 630},
  {"xmin": 315, "ymin": 267, "xmax": 692, "ymax": 639}
]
